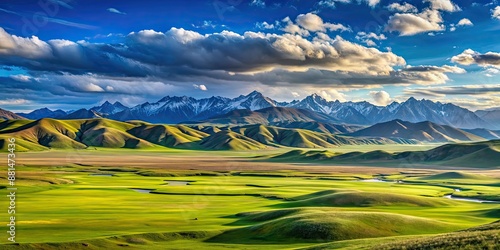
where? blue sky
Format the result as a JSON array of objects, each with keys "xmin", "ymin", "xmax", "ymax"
[{"xmin": 0, "ymin": 0, "xmax": 499, "ymax": 112}]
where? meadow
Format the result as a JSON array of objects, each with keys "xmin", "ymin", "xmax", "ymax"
[{"xmin": 0, "ymin": 146, "xmax": 499, "ymax": 249}]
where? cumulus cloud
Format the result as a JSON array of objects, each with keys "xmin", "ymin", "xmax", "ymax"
[
  {"xmin": 320, "ymin": 89, "xmax": 347, "ymax": 101},
  {"xmin": 385, "ymin": 0, "xmax": 461, "ymax": 36},
  {"xmin": 385, "ymin": 9, "xmax": 445, "ymax": 36},
  {"xmin": 485, "ymin": 67, "xmax": 500, "ymax": 77},
  {"xmin": 1, "ymin": 26, "xmax": 402, "ymax": 76},
  {"xmin": 193, "ymin": 84, "xmax": 208, "ymax": 91},
  {"xmin": 255, "ymin": 21, "xmax": 275, "ymax": 29},
  {"xmin": 369, "ymin": 91, "xmax": 392, "ymax": 105},
  {"xmin": 424, "ymin": 0, "xmax": 461, "ymax": 12},
  {"xmin": 355, "ymin": 32, "xmax": 387, "ymax": 46},
  {"xmin": 365, "ymin": 0, "xmax": 381, "ymax": 7},
  {"xmin": 457, "ymin": 18, "xmax": 473, "ymax": 26},
  {"xmin": 387, "ymin": 2, "xmax": 418, "ymax": 13},
  {"xmin": 295, "ymin": 13, "xmax": 350, "ymax": 32},
  {"xmin": 397, "ymin": 65, "xmax": 466, "ymax": 84},
  {"xmin": 492, "ymin": 6, "xmax": 500, "ymax": 19},
  {"xmin": 451, "ymin": 49, "xmax": 500, "ymax": 68},
  {"xmin": 0, "ymin": 19, "xmax": 468, "ymax": 106},
  {"xmin": 107, "ymin": 8, "xmax": 126, "ymax": 15},
  {"xmin": 281, "ymin": 17, "xmax": 310, "ymax": 36}
]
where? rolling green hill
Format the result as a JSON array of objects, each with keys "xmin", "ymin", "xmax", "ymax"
[
  {"xmin": 270, "ymin": 140, "xmax": 500, "ymax": 167},
  {"xmin": 0, "ymin": 118, "xmax": 419, "ymax": 151},
  {"xmin": 373, "ymin": 220, "xmax": 500, "ymax": 250},
  {"xmin": 284, "ymin": 191, "xmax": 453, "ymax": 207},
  {"xmin": 199, "ymin": 130, "xmax": 268, "ymax": 150},
  {"xmin": 210, "ymin": 208, "xmax": 455, "ymax": 243},
  {"xmin": 270, "ymin": 121, "xmax": 361, "ymax": 134},
  {"xmin": 229, "ymin": 124, "xmax": 417, "ymax": 148}
]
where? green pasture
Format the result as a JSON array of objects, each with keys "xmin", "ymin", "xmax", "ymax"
[{"xmin": 1, "ymin": 158, "xmax": 499, "ymax": 249}]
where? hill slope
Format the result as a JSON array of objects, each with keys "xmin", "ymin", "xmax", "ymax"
[
  {"xmin": 210, "ymin": 208, "xmax": 455, "ymax": 243},
  {"xmin": 270, "ymin": 140, "xmax": 500, "ymax": 168},
  {"xmin": 0, "ymin": 108, "xmax": 26, "ymax": 120},
  {"xmin": 0, "ymin": 118, "xmax": 413, "ymax": 151}
]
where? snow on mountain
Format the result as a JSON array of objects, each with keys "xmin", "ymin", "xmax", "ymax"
[
  {"xmin": 12, "ymin": 91, "xmax": 497, "ymax": 129},
  {"xmin": 90, "ymin": 101, "xmax": 128, "ymax": 115}
]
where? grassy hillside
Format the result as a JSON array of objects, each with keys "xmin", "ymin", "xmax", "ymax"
[
  {"xmin": 199, "ymin": 130, "xmax": 268, "ymax": 150},
  {"xmin": 0, "ymin": 118, "xmax": 419, "ymax": 151},
  {"xmin": 283, "ymin": 191, "xmax": 453, "ymax": 207},
  {"xmin": 128, "ymin": 124, "xmax": 209, "ymax": 148},
  {"xmin": 230, "ymin": 124, "xmax": 417, "ymax": 148},
  {"xmin": 373, "ymin": 220, "xmax": 500, "ymax": 250},
  {"xmin": 210, "ymin": 209, "xmax": 456, "ymax": 243},
  {"xmin": 270, "ymin": 121, "xmax": 361, "ymax": 134},
  {"xmin": 269, "ymin": 140, "xmax": 500, "ymax": 168},
  {"xmin": 419, "ymin": 171, "xmax": 490, "ymax": 181}
]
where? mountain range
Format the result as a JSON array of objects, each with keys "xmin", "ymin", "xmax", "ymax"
[{"xmin": 6, "ymin": 91, "xmax": 500, "ymax": 130}]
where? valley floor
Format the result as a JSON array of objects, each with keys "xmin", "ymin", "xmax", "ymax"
[{"xmin": 1, "ymin": 148, "xmax": 499, "ymax": 249}]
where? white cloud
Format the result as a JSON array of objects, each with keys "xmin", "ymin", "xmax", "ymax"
[
  {"xmin": 282, "ymin": 17, "xmax": 310, "ymax": 36},
  {"xmin": 10, "ymin": 74, "xmax": 31, "ymax": 82},
  {"xmin": 107, "ymin": 8, "xmax": 126, "ymax": 15},
  {"xmin": 385, "ymin": 9, "xmax": 445, "ymax": 36},
  {"xmin": 255, "ymin": 21, "xmax": 275, "ymax": 29},
  {"xmin": 192, "ymin": 21, "xmax": 217, "ymax": 29},
  {"xmin": 0, "ymin": 99, "xmax": 30, "ymax": 105},
  {"xmin": 84, "ymin": 83, "xmax": 105, "ymax": 92},
  {"xmin": 320, "ymin": 89, "xmax": 347, "ymax": 102},
  {"xmin": 485, "ymin": 68, "xmax": 500, "ymax": 75},
  {"xmin": 363, "ymin": 0, "xmax": 381, "ymax": 7},
  {"xmin": 451, "ymin": 49, "xmax": 500, "ymax": 68},
  {"xmin": 397, "ymin": 65, "xmax": 466, "ymax": 84},
  {"xmin": 424, "ymin": 0, "xmax": 461, "ymax": 12},
  {"xmin": 0, "ymin": 22, "xmax": 465, "ymax": 95},
  {"xmin": 193, "ymin": 84, "xmax": 208, "ymax": 91},
  {"xmin": 457, "ymin": 18, "xmax": 473, "ymax": 26},
  {"xmin": 355, "ymin": 32, "xmax": 387, "ymax": 46},
  {"xmin": 492, "ymin": 6, "xmax": 500, "ymax": 19},
  {"xmin": 387, "ymin": 2, "xmax": 418, "ymax": 13},
  {"xmin": 369, "ymin": 91, "xmax": 392, "ymax": 105},
  {"xmin": 295, "ymin": 13, "xmax": 350, "ymax": 32}
]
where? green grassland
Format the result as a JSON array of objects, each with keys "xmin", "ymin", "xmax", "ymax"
[{"xmin": 1, "ymin": 151, "xmax": 499, "ymax": 249}]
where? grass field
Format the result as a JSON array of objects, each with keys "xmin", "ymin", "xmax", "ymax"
[{"xmin": 1, "ymin": 147, "xmax": 499, "ymax": 249}]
